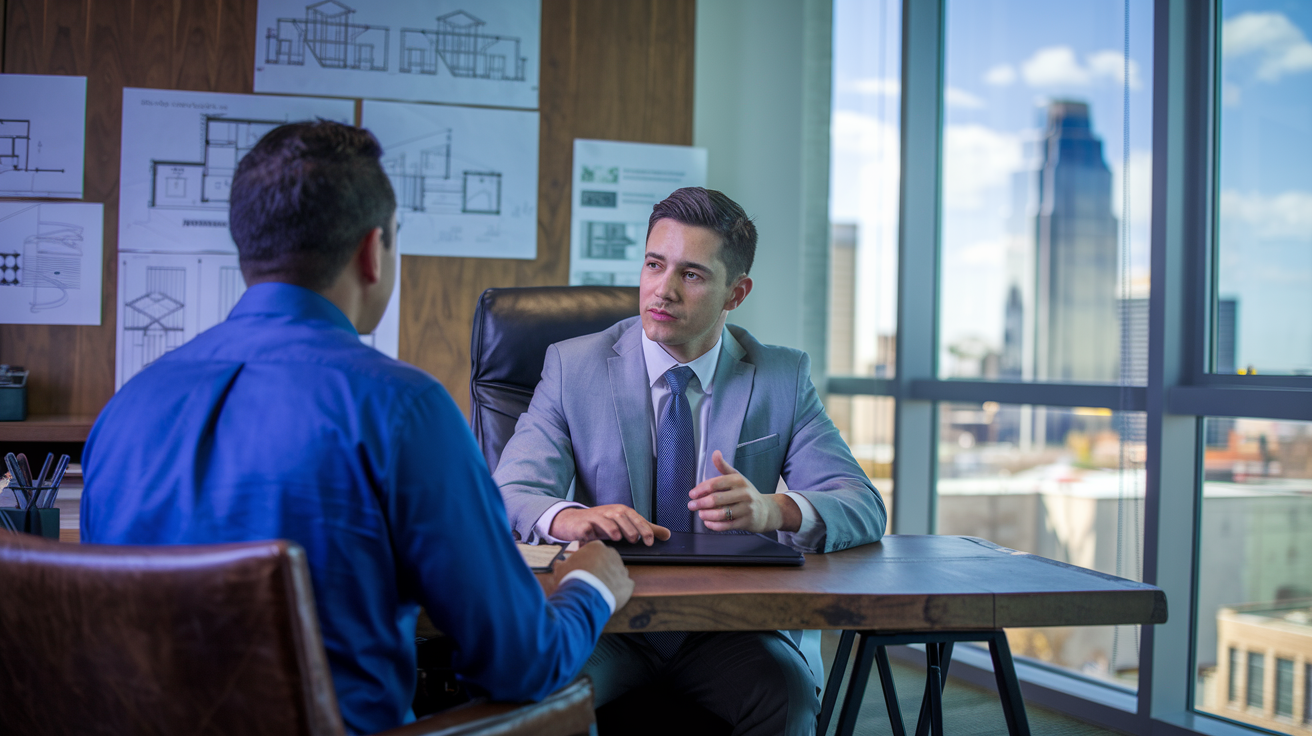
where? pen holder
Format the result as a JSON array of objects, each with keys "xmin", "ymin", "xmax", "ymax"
[{"xmin": 1, "ymin": 484, "xmax": 59, "ymax": 539}]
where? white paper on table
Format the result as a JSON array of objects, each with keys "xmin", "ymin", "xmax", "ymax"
[
  {"xmin": 569, "ymin": 140, "xmax": 708, "ymax": 286},
  {"xmin": 0, "ymin": 74, "xmax": 87, "ymax": 199},
  {"xmin": 254, "ymin": 0, "xmax": 540, "ymax": 109},
  {"xmin": 117, "ymin": 88, "xmax": 354, "ymax": 255},
  {"xmin": 0, "ymin": 202, "xmax": 103, "ymax": 325},
  {"xmin": 359, "ymin": 246, "xmax": 401, "ymax": 359},
  {"xmin": 115, "ymin": 252, "xmax": 248, "ymax": 389},
  {"xmin": 362, "ymin": 100, "xmax": 538, "ymax": 259}
]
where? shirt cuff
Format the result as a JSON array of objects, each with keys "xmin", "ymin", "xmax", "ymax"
[
  {"xmin": 781, "ymin": 491, "xmax": 827, "ymax": 550},
  {"xmin": 559, "ymin": 569, "xmax": 617, "ymax": 615},
  {"xmin": 534, "ymin": 501, "xmax": 587, "ymax": 544}
]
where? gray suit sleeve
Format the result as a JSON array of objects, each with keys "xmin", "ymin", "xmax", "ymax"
[
  {"xmin": 493, "ymin": 343, "xmax": 581, "ymax": 543},
  {"xmin": 780, "ymin": 352, "xmax": 888, "ymax": 552}
]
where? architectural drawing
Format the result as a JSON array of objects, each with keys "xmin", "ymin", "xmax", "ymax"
[
  {"xmin": 150, "ymin": 116, "xmax": 283, "ymax": 210},
  {"xmin": 265, "ymin": 0, "xmax": 389, "ymax": 71},
  {"xmin": 382, "ymin": 129, "xmax": 503, "ymax": 216},
  {"xmin": 0, "ymin": 205, "xmax": 85, "ymax": 313},
  {"xmin": 0, "ymin": 75, "xmax": 85, "ymax": 199},
  {"xmin": 0, "ymin": 120, "xmax": 66, "ymax": 177},
  {"xmin": 400, "ymin": 10, "xmax": 526, "ymax": 81},
  {"xmin": 122, "ymin": 267, "xmax": 187, "ymax": 379},
  {"xmin": 218, "ymin": 265, "xmax": 245, "ymax": 319},
  {"xmin": 583, "ymin": 221, "xmax": 645, "ymax": 260}
]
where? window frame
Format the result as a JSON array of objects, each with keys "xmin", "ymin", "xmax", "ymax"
[{"xmin": 825, "ymin": 1, "xmax": 1312, "ymax": 734}]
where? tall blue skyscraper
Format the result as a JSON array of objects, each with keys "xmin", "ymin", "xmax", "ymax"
[{"xmin": 1034, "ymin": 101, "xmax": 1120, "ymax": 383}]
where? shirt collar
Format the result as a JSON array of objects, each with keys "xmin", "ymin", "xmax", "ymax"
[
  {"xmin": 226, "ymin": 282, "xmax": 358, "ymax": 335},
  {"xmin": 640, "ymin": 327, "xmax": 723, "ymax": 395}
]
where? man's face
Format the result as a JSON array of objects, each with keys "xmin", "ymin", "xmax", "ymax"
[{"xmin": 639, "ymin": 219, "xmax": 749, "ymax": 362}]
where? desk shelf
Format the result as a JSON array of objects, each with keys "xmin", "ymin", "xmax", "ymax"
[{"xmin": 0, "ymin": 415, "xmax": 97, "ymax": 443}]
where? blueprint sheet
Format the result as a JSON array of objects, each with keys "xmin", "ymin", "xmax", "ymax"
[
  {"xmin": 363, "ymin": 100, "xmax": 538, "ymax": 259},
  {"xmin": 254, "ymin": 0, "xmax": 539, "ymax": 108},
  {"xmin": 569, "ymin": 140, "xmax": 708, "ymax": 286},
  {"xmin": 0, "ymin": 202, "xmax": 103, "ymax": 325},
  {"xmin": 118, "ymin": 88, "xmax": 354, "ymax": 255},
  {"xmin": 0, "ymin": 74, "xmax": 87, "ymax": 199}
]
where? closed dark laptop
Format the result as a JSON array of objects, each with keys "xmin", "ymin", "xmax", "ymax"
[{"xmin": 606, "ymin": 531, "xmax": 804, "ymax": 566}]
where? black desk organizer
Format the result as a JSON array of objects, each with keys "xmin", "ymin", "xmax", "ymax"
[{"xmin": 1, "ymin": 481, "xmax": 59, "ymax": 539}]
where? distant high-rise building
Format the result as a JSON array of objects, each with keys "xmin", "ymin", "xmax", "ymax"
[
  {"xmin": 1034, "ymin": 101, "xmax": 1120, "ymax": 383},
  {"xmin": 827, "ymin": 223, "xmax": 859, "ymax": 439},
  {"xmin": 1207, "ymin": 298, "xmax": 1239, "ymax": 447},
  {"xmin": 1002, "ymin": 285, "xmax": 1024, "ymax": 379}
]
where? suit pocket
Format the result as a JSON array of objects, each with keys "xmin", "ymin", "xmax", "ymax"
[{"xmin": 735, "ymin": 433, "xmax": 780, "ymax": 459}]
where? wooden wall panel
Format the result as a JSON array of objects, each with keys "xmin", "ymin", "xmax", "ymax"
[{"xmin": 1, "ymin": 0, "xmax": 694, "ymax": 421}]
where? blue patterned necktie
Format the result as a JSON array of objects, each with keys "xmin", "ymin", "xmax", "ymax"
[{"xmin": 646, "ymin": 365, "xmax": 696, "ymax": 659}]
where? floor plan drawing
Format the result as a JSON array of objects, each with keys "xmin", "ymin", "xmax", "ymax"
[
  {"xmin": 0, "ymin": 202, "xmax": 103, "ymax": 326},
  {"xmin": 399, "ymin": 10, "xmax": 526, "ymax": 81},
  {"xmin": 383, "ymin": 129, "xmax": 503, "ymax": 216},
  {"xmin": 362, "ymin": 99, "xmax": 537, "ymax": 259},
  {"xmin": 264, "ymin": 0, "xmax": 389, "ymax": 71},
  {"xmin": 254, "ymin": 0, "xmax": 540, "ymax": 108},
  {"xmin": 150, "ymin": 116, "xmax": 283, "ymax": 210},
  {"xmin": 0, "ymin": 75, "xmax": 86, "ymax": 199}
]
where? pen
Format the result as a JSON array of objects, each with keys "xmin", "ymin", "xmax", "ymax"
[
  {"xmin": 41, "ymin": 455, "xmax": 71, "ymax": 509},
  {"xmin": 4, "ymin": 454, "xmax": 28, "ymax": 509},
  {"xmin": 15, "ymin": 453, "xmax": 32, "ymax": 488},
  {"xmin": 34, "ymin": 453, "xmax": 53, "ymax": 490}
]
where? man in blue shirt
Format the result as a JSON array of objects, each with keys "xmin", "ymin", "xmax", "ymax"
[{"xmin": 82, "ymin": 121, "xmax": 633, "ymax": 735}]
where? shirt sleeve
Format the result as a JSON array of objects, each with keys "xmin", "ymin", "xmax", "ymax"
[
  {"xmin": 385, "ymin": 383, "xmax": 611, "ymax": 702},
  {"xmin": 534, "ymin": 500, "xmax": 588, "ymax": 543},
  {"xmin": 779, "ymin": 490, "xmax": 827, "ymax": 552}
]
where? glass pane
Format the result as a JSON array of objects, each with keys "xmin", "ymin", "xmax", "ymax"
[
  {"xmin": 939, "ymin": 0, "xmax": 1153, "ymax": 383},
  {"xmin": 936, "ymin": 402, "xmax": 1145, "ymax": 688},
  {"xmin": 831, "ymin": 0, "xmax": 900, "ymax": 378},
  {"xmin": 1216, "ymin": 2, "xmax": 1312, "ymax": 376},
  {"xmin": 825, "ymin": 395, "xmax": 896, "ymax": 529},
  {"xmin": 1195, "ymin": 417, "xmax": 1312, "ymax": 732}
]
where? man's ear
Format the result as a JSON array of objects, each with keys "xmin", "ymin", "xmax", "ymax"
[
  {"xmin": 355, "ymin": 226, "xmax": 385, "ymax": 285},
  {"xmin": 724, "ymin": 275, "xmax": 753, "ymax": 311}
]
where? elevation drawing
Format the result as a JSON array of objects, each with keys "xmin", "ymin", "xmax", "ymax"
[
  {"xmin": 383, "ymin": 129, "xmax": 503, "ymax": 215},
  {"xmin": 122, "ymin": 267, "xmax": 187, "ymax": 379},
  {"xmin": 400, "ymin": 10, "xmax": 526, "ymax": 81},
  {"xmin": 265, "ymin": 0, "xmax": 389, "ymax": 71},
  {"xmin": 150, "ymin": 116, "xmax": 283, "ymax": 210},
  {"xmin": 0, "ymin": 205, "xmax": 85, "ymax": 314}
]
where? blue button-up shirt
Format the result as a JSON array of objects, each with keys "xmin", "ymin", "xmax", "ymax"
[{"xmin": 82, "ymin": 283, "xmax": 609, "ymax": 735}]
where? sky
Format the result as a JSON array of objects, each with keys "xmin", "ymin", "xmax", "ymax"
[{"xmin": 830, "ymin": 0, "xmax": 1312, "ymax": 377}]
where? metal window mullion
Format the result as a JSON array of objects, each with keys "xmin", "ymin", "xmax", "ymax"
[{"xmin": 892, "ymin": 0, "xmax": 945, "ymax": 536}]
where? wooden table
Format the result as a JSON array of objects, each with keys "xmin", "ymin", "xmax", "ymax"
[{"xmin": 547, "ymin": 535, "xmax": 1167, "ymax": 736}]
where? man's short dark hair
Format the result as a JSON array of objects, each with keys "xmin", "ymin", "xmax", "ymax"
[
  {"xmin": 230, "ymin": 120, "xmax": 396, "ymax": 290},
  {"xmin": 647, "ymin": 187, "xmax": 757, "ymax": 283}
]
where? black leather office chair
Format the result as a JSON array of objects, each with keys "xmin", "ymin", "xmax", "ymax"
[{"xmin": 469, "ymin": 286, "xmax": 731, "ymax": 736}]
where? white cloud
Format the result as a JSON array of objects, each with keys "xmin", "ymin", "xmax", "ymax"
[
  {"xmin": 984, "ymin": 63, "xmax": 1017, "ymax": 86},
  {"xmin": 1222, "ymin": 80, "xmax": 1242, "ymax": 107},
  {"xmin": 846, "ymin": 77, "xmax": 900, "ymax": 97},
  {"xmin": 1220, "ymin": 189, "xmax": 1312, "ymax": 241},
  {"xmin": 1020, "ymin": 46, "xmax": 1143, "ymax": 89},
  {"xmin": 942, "ymin": 124, "xmax": 1024, "ymax": 211},
  {"xmin": 946, "ymin": 87, "xmax": 985, "ymax": 109},
  {"xmin": 1222, "ymin": 12, "xmax": 1312, "ymax": 82}
]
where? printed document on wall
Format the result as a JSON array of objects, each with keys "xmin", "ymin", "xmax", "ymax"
[
  {"xmin": 362, "ymin": 100, "xmax": 538, "ymax": 259},
  {"xmin": 0, "ymin": 74, "xmax": 87, "ymax": 199},
  {"xmin": 254, "ymin": 0, "xmax": 540, "ymax": 108},
  {"xmin": 0, "ymin": 202, "xmax": 103, "ymax": 325},
  {"xmin": 118, "ymin": 88, "xmax": 354, "ymax": 255},
  {"xmin": 569, "ymin": 140, "xmax": 707, "ymax": 286}
]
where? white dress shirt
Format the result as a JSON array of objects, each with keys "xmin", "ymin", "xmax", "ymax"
[{"xmin": 534, "ymin": 327, "xmax": 826, "ymax": 550}]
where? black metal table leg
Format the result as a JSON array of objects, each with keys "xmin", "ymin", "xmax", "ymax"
[
  {"xmin": 817, "ymin": 630, "xmax": 856, "ymax": 735},
  {"xmin": 873, "ymin": 645, "xmax": 907, "ymax": 736},
  {"xmin": 913, "ymin": 643, "xmax": 954, "ymax": 736},
  {"xmin": 835, "ymin": 634, "xmax": 877, "ymax": 736},
  {"xmin": 988, "ymin": 632, "xmax": 1032, "ymax": 736}
]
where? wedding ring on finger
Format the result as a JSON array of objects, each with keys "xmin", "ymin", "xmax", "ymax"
[{"xmin": 724, "ymin": 507, "xmax": 733, "ymax": 521}]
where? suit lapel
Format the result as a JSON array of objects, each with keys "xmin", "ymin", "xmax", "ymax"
[
  {"xmin": 706, "ymin": 329, "xmax": 754, "ymax": 475},
  {"xmin": 608, "ymin": 323, "xmax": 655, "ymax": 519}
]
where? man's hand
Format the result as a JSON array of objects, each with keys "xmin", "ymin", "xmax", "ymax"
[
  {"xmin": 554, "ymin": 541, "xmax": 634, "ymax": 612},
  {"xmin": 688, "ymin": 451, "xmax": 803, "ymax": 534},
  {"xmin": 550, "ymin": 504, "xmax": 672, "ymax": 546}
]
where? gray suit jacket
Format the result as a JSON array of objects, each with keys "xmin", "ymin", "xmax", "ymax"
[{"xmin": 494, "ymin": 317, "xmax": 887, "ymax": 552}]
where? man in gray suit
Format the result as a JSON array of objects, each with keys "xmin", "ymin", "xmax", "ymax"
[{"xmin": 495, "ymin": 187, "xmax": 887, "ymax": 735}]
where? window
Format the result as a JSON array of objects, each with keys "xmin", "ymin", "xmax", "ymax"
[
  {"xmin": 1228, "ymin": 647, "xmax": 1239, "ymax": 702},
  {"xmin": 1214, "ymin": 1, "xmax": 1312, "ymax": 376},
  {"xmin": 1275, "ymin": 658, "xmax": 1293, "ymax": 718},
  {"xmin": 1247, "ymin": 652, "xmax": 1265, "ymax": 709},
  {"xmin": 939, "ymin": 0, "xmax": 1152, "ymax": 383},
  {"xmin": 1305, "ymin": 663, "xmax": 1311, "ymax": 724}
]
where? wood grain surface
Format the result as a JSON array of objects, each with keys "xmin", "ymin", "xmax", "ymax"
[
  {"xmin": 537, "ymin": 535, "xmax": 1169, "ymax": 634},
  {"xmin": 0, "ymin": 0, "xmax": 694, "ymax": 419}
]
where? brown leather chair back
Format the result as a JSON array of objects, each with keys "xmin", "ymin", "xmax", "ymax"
[{"xmin": 0, "ymin": 533, "xmax": 345, "ymax": 736}]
